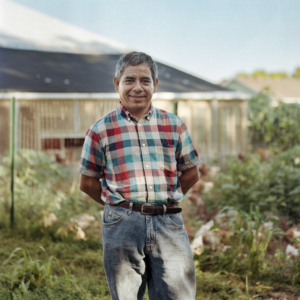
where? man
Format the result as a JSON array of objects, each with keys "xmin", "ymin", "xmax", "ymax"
[{"xmin": 79, "ymin": 52, "xmax": 201, "ymax": 300}]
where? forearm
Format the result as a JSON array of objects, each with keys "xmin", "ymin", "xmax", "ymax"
[
  {"xmin": 84, "ymin": 183, "xmax": 105, "ymax": 205},
  {"xmin": 179, "ymin": 166, "xmax": 199, "ymax": 195},
  {"xmin": 180, "ymin": 178, "xmax": 198, "ymax": 195},
  {"xmin": 80, "ymin": 175, "xmax": 105, "ymax": 206}
]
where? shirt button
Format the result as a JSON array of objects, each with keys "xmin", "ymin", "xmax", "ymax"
[
  {"xmin": 147, "ymin": 117, "xmax": 150, "ymax": 120},
  {"xmin": 127, "ymin": 117, "xmax": 130, "ymax": 121},
  {"xmin": 146, "ymin": 164, "xmax": 149, "ymax": 168},
  {"xmin": 138, "ymin": 124, "xmax": 142, "ymax": 126},
  {"xmin": 149, "ymin": 186, "xmax": 153, "ymax": 189},
  {"xmin": 142, "ymin": 143, "xmax": 145, "ymax": 146}
]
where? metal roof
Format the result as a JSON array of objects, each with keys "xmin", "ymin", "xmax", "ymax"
[
  {"xmin": 0, "ymin": 47, "xmax": 229, "ymax": 93},
  {"xmin": 0, "ymin": 0, "xmax": 130, "ymax": 54}
]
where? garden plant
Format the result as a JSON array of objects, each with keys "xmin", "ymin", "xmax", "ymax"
[{"xmin": 1, "ymin": 95, "xmax": 300, "ymax": 299}]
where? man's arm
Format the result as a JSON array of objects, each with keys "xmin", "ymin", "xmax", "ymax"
[
  {"xmin": 79, "ymin": 174, "xmax": 105, "ymax": 206},
  {"xmin": 179, "ymin": 166, "xmax": 199, "ymax": 195}
]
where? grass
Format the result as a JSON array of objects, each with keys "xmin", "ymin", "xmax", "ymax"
[
  {"xmin": 1, "ymin": 149, "xmax": 300, "ymax": 299},
  {"xmin": 0, "ymin": 227, "xmax": 247, "ymax": 299},
  {"xmin": 1, "ymin": 228, "xmax": 300, "ymax": 300},
  {"xmin": 1, "ymin": 199, "xmax": 300, "ymax": 299},
  {"xmin": 0, "ymin": 230, "xmax": 110, "ymax": 299}
]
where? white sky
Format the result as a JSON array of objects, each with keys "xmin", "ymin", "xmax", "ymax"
[{"xmin": 5, "ymin": 0, "xmax": 300, "ymax": 83}]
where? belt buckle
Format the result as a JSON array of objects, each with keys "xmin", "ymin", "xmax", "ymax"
[{"xmin": 141, "ymin": 203, "xmax": 153, "ymax": 215}]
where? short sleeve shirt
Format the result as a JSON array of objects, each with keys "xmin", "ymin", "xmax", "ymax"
[{"xmin": 78, "ymin": 102, "xmax": 201, "ymax": 204}]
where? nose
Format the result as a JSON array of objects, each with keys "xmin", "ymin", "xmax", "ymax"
[{"xmin": 133, "ymin": 80, "xmax": 143, "ymax": 92}]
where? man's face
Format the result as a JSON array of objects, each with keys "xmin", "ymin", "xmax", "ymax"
[{"xmin": 113, "ymin": 64, "xmax": 158, "ymax": 118}]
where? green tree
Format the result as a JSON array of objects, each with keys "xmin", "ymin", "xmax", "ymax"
[
  {"xmin": 251, "ymin": 70, "xmax": 268, "ymax": 78},
  {"xmin": 268, "ymin": 72, "xmax": 288, "ymax": 79},
  {"xmin": 292, "ymin": 67, "xmax": 300, "ymax": 79}
]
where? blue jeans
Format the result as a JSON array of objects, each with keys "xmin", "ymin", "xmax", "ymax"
[{"xmin": 101, "ymin": 203, "xmax": 196, "ymax": 300}]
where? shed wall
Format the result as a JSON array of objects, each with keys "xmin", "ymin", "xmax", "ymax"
[{"xmin": 0, "ymin": 98, "xmax": 247, "ymax": 163}]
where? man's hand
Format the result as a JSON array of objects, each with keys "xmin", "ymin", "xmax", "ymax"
[
  {"xmin": 179, "ymin": 166, "xmax": 199, "ymax": 195},
  {"xmin": 79, "ymin": 174, "xmax": 105, "ymax": 206}
]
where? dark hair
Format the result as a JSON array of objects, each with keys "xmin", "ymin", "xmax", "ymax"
[{"xmin": 115, "ymin": 52, "xmax": 158, "ymax": 82}]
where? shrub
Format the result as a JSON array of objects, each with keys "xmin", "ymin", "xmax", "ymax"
[
  {"xmin": 0, "ymin": 149, "xmax": 102, "ymax": 240},
  {"xmin": 196, "ymin": 206, "xmax": 283, "ymax": 277},
  {"xmin": 205, "ymin": 146, "xmax": 300, "ymax": 220},
  {"xmin": 248, "ymin": 93, "xmax": 300, "ymax": 150}
]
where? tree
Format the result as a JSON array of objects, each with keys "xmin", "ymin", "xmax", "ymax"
[
  {"xmin": 236, "ymin": 69, "xmax": 293, "ymax": 79},
  {"xmin": 292, "ymin": 67, "xmax": 300, "ymax": 79}
]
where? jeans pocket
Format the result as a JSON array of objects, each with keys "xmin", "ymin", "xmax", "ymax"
[
  {"xmin": 102, "ymin": 204, "xmax": 127, "ymax": 226},
  {"xmin": 167, "ymin": 213, "xmax": 184, "ymax": 228}
]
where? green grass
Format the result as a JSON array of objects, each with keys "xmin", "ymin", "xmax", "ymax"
[
  {"xmin": 1, "ymin": 230, "xmax": 300, "ymax": 300},
  {"xmin": 0, "ymin": 231, "xmax": 110, "ymax": 299},
  {"xmin": 0, "ymin": 229, "xmax": 249, "ymax": 300}
]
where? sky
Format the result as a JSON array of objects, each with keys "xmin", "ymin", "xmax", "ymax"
[{"xmin": 9, "ymin": 0, "xmax": 300, "ymax": 83}]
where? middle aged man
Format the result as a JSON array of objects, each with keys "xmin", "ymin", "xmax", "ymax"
[{"xmin": 79, "ymin": 52, "xmax": 201, "ymax": 300}]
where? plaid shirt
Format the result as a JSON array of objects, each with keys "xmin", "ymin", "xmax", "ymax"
[{"xmin": 78, "ymin": 102, "xmax": 201, "ymax": 204}]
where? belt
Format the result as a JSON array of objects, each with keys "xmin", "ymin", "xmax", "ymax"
[{"xmin": 116, "ymin": 202, "xmax": 182, "ymax": 215}]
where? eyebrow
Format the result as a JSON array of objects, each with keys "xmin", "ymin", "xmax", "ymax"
[{"xmin": 124, "ymin": 76, "xmax": 151, "ymax": 80}]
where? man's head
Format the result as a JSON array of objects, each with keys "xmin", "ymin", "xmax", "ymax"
[
  {"xmin": 113, "ymin": 52, "xmax": 159, "ymax": 120},
  {"xmin": 115, "ymin": 52, "xmax": 158, "ymax": 82}
]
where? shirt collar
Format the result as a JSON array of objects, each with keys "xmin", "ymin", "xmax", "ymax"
[{"xmin": 117, "ymin": 101, "xmax": 153, "ymax": 121}]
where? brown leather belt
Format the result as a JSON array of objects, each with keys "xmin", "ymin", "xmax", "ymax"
[{"xmin": 117, "ymin": 202, "xmax": 182, "ymax": 215}]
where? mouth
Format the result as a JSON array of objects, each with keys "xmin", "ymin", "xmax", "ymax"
[{"xmin": 129, "ymin": 95, "xmax": 145, "ymax": 100}]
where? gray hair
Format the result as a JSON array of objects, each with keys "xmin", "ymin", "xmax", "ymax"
[{"xmin": 115, "ymin": 52, "xmax": 158, "ymax": 82}]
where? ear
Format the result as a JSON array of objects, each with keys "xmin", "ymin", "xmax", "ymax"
[
  {"xmin": 153, "ymin": 78, "xmax": 159, "ymax": 93},
  {"xmin": 113, "ymin": 77, "xmax": 119, "ymax": 92}
]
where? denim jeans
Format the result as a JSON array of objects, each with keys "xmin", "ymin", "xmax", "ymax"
[{"xmin": 101, "ymin": 203, "xmax": 196, "ymax": 300}]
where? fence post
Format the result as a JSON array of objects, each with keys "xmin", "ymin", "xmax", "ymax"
[
  {"xmin": 10, "ymin": 97, "xmax": 15, "ymax": 227},
  {"xmin": 212, "ymin": 98, "xmax": 219, "ymax": 157},
  {"xmin": 173, "ymin": 100, "xmax": 178, "ymax": 116}
]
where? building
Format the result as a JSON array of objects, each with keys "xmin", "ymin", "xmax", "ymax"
[
  {"xmin": 0, "ymin": 0, "xmax": 249, "ymax": 164},
  {"xmin": 222, "ymin": 77, "xmax": 300, "ymax": 104}
]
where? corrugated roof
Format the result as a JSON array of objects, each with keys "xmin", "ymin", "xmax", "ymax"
[
  {"xmin": 0, "ymin": 0, "xmax": 130, "ymax": 54},
  {"xmin": 0, "ymin": 47, "xmax": 228, "ymax": 93}
]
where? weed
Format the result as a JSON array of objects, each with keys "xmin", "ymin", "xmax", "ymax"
[
  {"xmin": 1, "ymin": 246, "xmax": 58, "ymax": 291},
  {"xmin": 236, "ymin": 205, "xmax": 284, "ymax": 276},
  {"xmin": 196, "ymin": 205, "xmax": 284, "ymax": 282}
]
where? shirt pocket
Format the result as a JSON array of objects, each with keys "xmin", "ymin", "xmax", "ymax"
[{"xmin": 149, "ymin": 140, "xmax": 176, "ymax": 171}]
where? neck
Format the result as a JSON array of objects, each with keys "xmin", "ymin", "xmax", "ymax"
[{"xmin": 122, "ymin": 104, "xmax": 151, "ymax": 121}]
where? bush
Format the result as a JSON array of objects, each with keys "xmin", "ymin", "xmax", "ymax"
[
  {"xmin": 196, "ymin": 206, "xmax": 283, "ymax": 277},
  {"xmin": 204, "ymin": 146, "xmax": 300, "ymax": 220},
  {"xmin": 248, "ymin": 93, "xmax": 300, "ymax": 150},
  {"xmin": 0, "ymin": 149, "xmax": 102, "ymax": 240}
]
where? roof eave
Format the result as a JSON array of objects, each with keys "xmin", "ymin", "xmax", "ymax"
[{"xmin": 0, "ymin": 91, "xmax": 250, "ymax": 100}]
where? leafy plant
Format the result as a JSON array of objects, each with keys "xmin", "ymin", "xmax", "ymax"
[
  {"xmin": 0, "ymin": 150, "xmax": 69, "ymax": 228},
  {"xmin": 205, "ymin": 146, "xmax": 300, "ymax": 219},
  {"xmin": 1, "ymin": 246, "xmax": 58, "ymax": 291},
  {"xmin": 248, "ymin": 93, "xmax": 300, "ymax": 150},
  {"xmin": 234, "ymin": 206, "xmax": 283, "ymax": 276},
  {"xmin": 0, "ymin": 149, "xmax": 101, "ymax": 240},
  {"xmin": 197, "ymin": 206, "xmax": 283, "ymax": 278}
]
